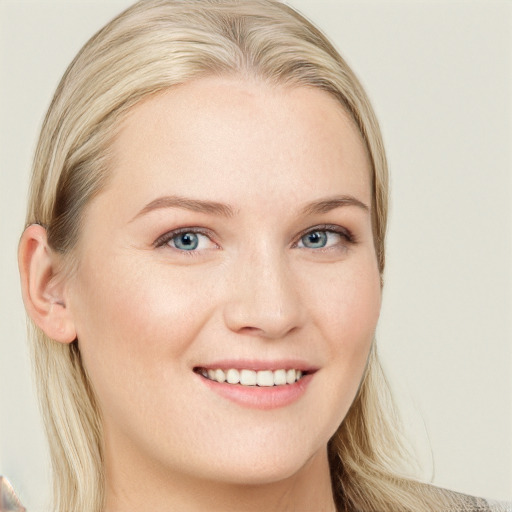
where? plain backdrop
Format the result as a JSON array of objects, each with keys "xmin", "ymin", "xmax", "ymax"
[{"xmin": 0, "ymin": 1, "xmax": 510, "ymax": 510}]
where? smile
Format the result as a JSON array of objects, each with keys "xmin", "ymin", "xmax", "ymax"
[{"xmin": 195, "ymin": 368, "xmax": 306, "ymax": 387}]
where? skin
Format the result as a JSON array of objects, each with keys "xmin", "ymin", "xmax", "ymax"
[{"xmin": 21, "ymin": 76, "xmax": 382, "ymax": 511}]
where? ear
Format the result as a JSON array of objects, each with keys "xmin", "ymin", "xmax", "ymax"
[{"xmin": 18, "ymin": 224, "xmax": 77, "ymax": 344}]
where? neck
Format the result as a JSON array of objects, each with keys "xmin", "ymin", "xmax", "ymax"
[{"xmin": 104, "ymin": 444, "xmax": 337, "ymax": 512}]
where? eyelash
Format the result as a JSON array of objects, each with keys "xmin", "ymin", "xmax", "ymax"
[
  {"xmin": 153, "ymin": 227, "xmax": 217, "ymax": 254},
  {"xmin": 293, "ymin": 224, "xmax": 355, "ymax": 249},
  {"xmin": 153, "ymin": 224, "xmax": 356, "ymax": 253}
]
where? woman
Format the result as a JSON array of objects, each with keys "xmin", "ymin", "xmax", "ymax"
[{"xmin": 13, "ymin": 1, "xmax": 510, "ymax": 511}]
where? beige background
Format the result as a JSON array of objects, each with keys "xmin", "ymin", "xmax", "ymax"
[{"xmin": 0, "ymin": 1, "xmax": 510, "ymax": 510}]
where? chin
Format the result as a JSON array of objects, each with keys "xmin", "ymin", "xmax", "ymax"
[
  {"xmin": 209, "ymin": 461, "xmax": 308, "ymax": 487},
  {"xmin": 196, "ymin": 439, "xmax": 326, "ymax": 487}
]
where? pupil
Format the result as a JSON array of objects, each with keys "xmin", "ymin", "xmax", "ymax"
[
  {"xmin": 175, "ymin": 232, "xmax": 198, "ymax": 250},
  {"xmin": 181, "ymin": 234, "xmax": 193, "ymax": 245}
]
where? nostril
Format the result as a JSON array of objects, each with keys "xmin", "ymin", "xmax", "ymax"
[{"xmin": 237, "ymin": 326, "xmax": 264, "ymax": 335}]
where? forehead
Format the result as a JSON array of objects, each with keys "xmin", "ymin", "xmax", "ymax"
[{"xmin": 106, "ymin": 76, "xmax": 371, "ymax": 212}]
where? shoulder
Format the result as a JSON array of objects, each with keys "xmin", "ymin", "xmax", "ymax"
[
  {"xmin": 485, "ymin": 498, "xmax": 512, "ymax": 512},
  {"xmin": 442, "ymin": 488, "xmax": 512, "ymax": 512}
]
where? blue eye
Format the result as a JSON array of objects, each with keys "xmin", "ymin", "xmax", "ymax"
[
  {"xmin": 172, "ymin": 232, "xmax": 199, "ymax": 250},
  {"xmin": 297, "ymin": 228, "xmax": 349, "ymax": 250},
  {"xmin": 301, "ymin": 230, "xmax": 328, "ymax": 248},
  {"xmin": 155, "ymin": 229, "xmax": 217, "ymax": 252}
]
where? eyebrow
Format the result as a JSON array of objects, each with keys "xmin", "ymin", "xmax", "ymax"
[
  {"xmin": 131, "ymin": 193, "xmax": 369, "ymax": 221},
  {"xmin": 132, "ymin": 195, "xmax": 235, "ymax": 221},
  {"xmin": 300, "ymin": 195, "xmax": 370, "ymax": 215}
]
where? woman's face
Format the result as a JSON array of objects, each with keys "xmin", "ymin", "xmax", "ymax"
[{"xmin": 66, "ymin": 76, "xmax": 381, "ymax": 487}]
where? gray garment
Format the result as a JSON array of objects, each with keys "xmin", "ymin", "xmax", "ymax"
[
  {"xmin": 435, "ymin": 491, "xmax": 512, "ymax": 512},
  {"xmin": 486, "ymin": 498, "xmax": 512, "ymax": 512}
]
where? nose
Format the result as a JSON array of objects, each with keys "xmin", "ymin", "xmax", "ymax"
[{"xmin": 222, "ymin": 246, "xmax": 305, "ymax": 339}]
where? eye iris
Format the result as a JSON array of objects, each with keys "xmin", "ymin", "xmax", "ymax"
[
  {"xmin": 173, "ymin": 232, "xmax": 199, "ymax": 250},
  {"xmin": 303, "ymin": 231, "xmax": 328, "ymax": 248}
]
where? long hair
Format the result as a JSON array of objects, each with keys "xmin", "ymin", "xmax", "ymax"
[{"xmin": 25, "ymin": 1, "xmax": 478, "ymax": 511}]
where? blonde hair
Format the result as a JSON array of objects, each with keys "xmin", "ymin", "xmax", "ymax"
[{"xmin": 26, "ymin": 1, "xmax": 481, "ymax": 511}]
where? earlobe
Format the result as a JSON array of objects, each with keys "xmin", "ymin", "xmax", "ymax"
[{"xmin": 18, "ymin": 224, "xmax": 77, "ymax": 344}]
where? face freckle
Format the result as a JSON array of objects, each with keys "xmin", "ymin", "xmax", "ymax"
[{"xmin": 67, "ymin": 76, "xmax": 381, "ymax": 490}]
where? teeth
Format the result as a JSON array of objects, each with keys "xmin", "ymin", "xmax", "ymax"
[
  {"xmin": 226, "ymin": 368, "xmax": 240, "ymax": 384},
  {"xmin": 199, "ymin": 368, "xmax": 306, "ymax": 386},
  {"xmin": 240, "ymin": 369, "xmax": 257, "ymax": 386},
  {"xmin": 274, "ymin": 369, "xmax": 287, "ymax": 386},
  {"xmin": 256, "ymin": 370, "xmax": 274, "ymax": 387},
  {"xmin": 215, "ymin": 369, "xmax": 226, "ymax": 383}
]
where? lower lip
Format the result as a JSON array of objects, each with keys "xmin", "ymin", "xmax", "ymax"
[{"xmin": 197, "ymin": 373, "xmax": 314, "ymax": 410}]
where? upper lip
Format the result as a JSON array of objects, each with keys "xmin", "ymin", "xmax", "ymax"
[{"xmin": 193, "ymin": 359, "xmax": 319, "ymax": 373}]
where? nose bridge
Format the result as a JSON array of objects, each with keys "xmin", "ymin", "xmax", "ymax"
[{"xmin": 223, "ymin": 242, "xmax": 304, "ymax": 338}]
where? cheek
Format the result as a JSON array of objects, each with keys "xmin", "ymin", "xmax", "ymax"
[
  {"xmin": 69, "ymin": 254, "xmax": 215, "ymax": 404},
  {"xmin": 302, "ymin": 254, "xmax": 381, "ymax": 407},
  {"xmin": 305, "ymin": 254, "xmax": 381, "ymax": 349}
]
